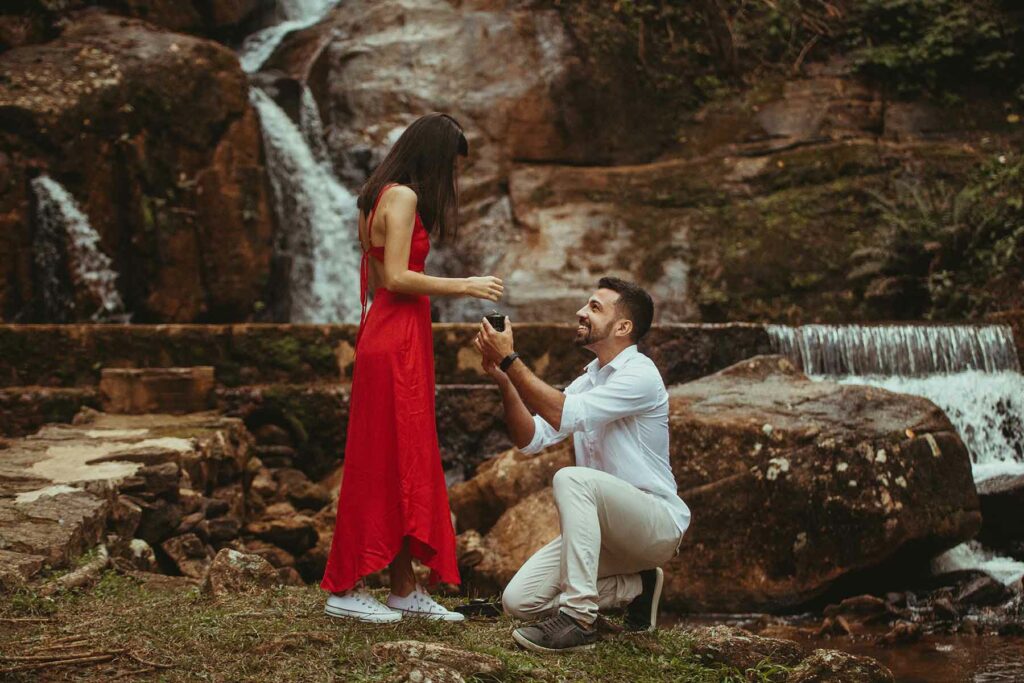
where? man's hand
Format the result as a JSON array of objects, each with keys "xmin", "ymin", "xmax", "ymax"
[
  {"xmin": 480, "ymin": 354, "xmax": 510, "ymax": 384},
  {"xmin": 476, "ymin": 316, "xmax": 514, "ymax": 365}
]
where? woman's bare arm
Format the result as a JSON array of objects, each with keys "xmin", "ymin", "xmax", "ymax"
[{"xmin": 376, "ymin": 186, "xmax": 502, "ymax": 300}]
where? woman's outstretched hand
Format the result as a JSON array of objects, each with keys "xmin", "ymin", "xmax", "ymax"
[{"xmin": 465, "ymin": 276, "xmax": 503, "ymax": 301}]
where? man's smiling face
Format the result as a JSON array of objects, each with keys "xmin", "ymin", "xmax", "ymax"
[{"xmin": 573, "ymin": 288, "xmax": 621, "ymax": 347}]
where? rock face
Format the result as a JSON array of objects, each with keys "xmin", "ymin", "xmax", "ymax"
[
  {"xmin": 0, "ymin": 1, "xmax": 269, "ymax": 51},
  {"xmin": 451, "ymin": 355, "xmax": 980, "ymax": 612},
  {"xmin": 255, "ymin": 1, "xmax": 989, "ymax": 326},
  {"xmin": 665, "ymin": 355, "xmax": 980, "ymax": 612},
  {"xmin": 263, "ymin": 0, "xmax": 705, "ymax": 324},
  {"xmin": 0, "ymin": 411, "xmax": 253, "ymax": 583},
  {"xmin": 0, "ymin": 10, "xmax": 275, "ymax": 323},
  {"xmin": 448, "ymin": 440, "xmax": 573, "ymax": 534}
]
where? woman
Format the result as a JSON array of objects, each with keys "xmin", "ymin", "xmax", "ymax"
[{"xmin": 321, "ymin": 113, "xmax": 503, "ymax": 623}]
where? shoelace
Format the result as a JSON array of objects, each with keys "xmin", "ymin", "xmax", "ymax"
[
  {"xmin": 346, "ymin": 587, "xmax": 387, "ymax": 611},
  {"xmin": 538, "ymin": 613, "xmax": 576, "ymax": 635}
]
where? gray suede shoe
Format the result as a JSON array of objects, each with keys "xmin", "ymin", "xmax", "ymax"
[{"xmin": 512, "ymin": 611, "xmax": 597, "ymax": 653}]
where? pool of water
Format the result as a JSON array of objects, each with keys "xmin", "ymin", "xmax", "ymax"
[{"xmin": 667, "ymin": 614, "xmax": 1024, "ymax": 682}]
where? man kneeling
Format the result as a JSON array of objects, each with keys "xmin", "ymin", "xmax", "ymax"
[{"xmin": 475, "ymin": 277, "xmax": 690, "ymax": 654}]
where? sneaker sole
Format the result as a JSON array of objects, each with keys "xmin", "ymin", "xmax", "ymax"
[
  {"xmin": 511, "ymin": 628, "xmax": 595, "ymax": 654},
  {"xmin": 324, "ymin": 604, "xmax": 402, "ymax": 623},
  {"xmin": 625, "ymin": 567, "xmax": 664, "ymax": 634},
  {"xmin": 647, "ymin": 567, "xmax": 664, "ymax": 632},
  {"xmin": 390, "ymin": 607, "xmax": 465, "ymax": 623}
]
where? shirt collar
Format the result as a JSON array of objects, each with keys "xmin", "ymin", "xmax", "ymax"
[{"xmin": 585, "ymin": 344, "xmax": 639, "ymax": 377}]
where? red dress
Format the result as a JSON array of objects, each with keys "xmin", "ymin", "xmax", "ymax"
[{"xmin": 320, "ymin": 184, "xmax": 460, "ymax": 593}]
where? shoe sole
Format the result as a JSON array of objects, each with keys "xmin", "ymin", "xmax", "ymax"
[
  {"xmin": 511, "ymin": 628, "xmax": 596, "ymax": 654},
  {"xmin": 324, "ymin": 604, "xmax": 402, "ymax": 623},
  {"xmin": 625, "ymin": 567, "xmax": 664, "ymax": 634},
  {"xmin": 390, "ymin": 607, "xmax": 465, "ymax": 623}
]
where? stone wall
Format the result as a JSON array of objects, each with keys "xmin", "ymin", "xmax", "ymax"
[
  {"xmin": 0, "ymin": 323, "xmax": 770, "ymax": 388},
  {"xmin": 0, "ymin": 322, "xmax": 770, "ymax": 477}
]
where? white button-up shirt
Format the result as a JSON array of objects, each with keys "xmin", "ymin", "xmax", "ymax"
[{"xmin": 520, "ymin": 344, "xmax": 691, "ymax": 533}]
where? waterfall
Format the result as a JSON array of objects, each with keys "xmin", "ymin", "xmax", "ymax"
[
  {"xmin": 931, "ymin": 541, "xmax": 1024, "ymax": 587},
  {"xmin": 766, "ymin": 324, "xmax": 1021, "ymax": 376},
  {"xmin": 250, "ymin": 88, "xmax": 360, "ymax": 323},
  {"xmin": 30, "ymin": 175, "xmax": 125, "ymax": 322},
  {"xmin": 769, "ymin": 323, "xmax": 1024, "ymax": 586},
  {"xmin": 238, "ymin": 0, "xmax": 337, "ymax": 74},
  {"xmin": 240, "ymin": 0, "xmax": 360, "ymax": 323}
]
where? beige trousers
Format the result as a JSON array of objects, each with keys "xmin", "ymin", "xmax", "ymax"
[{"xmin": 501, "ymin": 466, "xmax": 683, "ymax": 625}]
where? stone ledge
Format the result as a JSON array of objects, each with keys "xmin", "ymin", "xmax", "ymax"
[{"xmin": 0, "ymin": 323, "xmax": 771, "ymax": 389}]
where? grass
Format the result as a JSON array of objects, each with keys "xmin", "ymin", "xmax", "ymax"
[{"xmin": 0, "ymin": 572, "xmax": 793, "ymax": 682}]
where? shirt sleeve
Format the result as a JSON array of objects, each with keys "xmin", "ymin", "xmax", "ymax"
[
  {"xmin": 559, "ymin": 364, "xmax": 663, "ymax": 433},
  {"xmin": 518, "ymin": 414, "xmax": 570, "ymax": 455},
  {"xmin": 518, "ymin": 376, "xmax": 585, "ymax": 456}
]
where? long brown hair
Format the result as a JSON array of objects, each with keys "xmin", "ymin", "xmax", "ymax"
[{"xmin": 357, "ymin": 113, "xmax": 469, "ymax": 242}]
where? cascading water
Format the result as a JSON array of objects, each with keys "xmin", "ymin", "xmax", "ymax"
[
  {"xmin": 238, "ymin": 0, "xmax": 337, "ymax": 73},
  {"xmin": 239, "ymin": 0, "xmax": 361, "ymax": 323},
  {"xmin": 249, "ymin": 87, "xmax": 360, "ymax": 323},
  {"xmin": 30, "ymin": 175, "xmax": 125, "ymax": 322},
  {"xmin": 768, "ymin": 323, "xmax": 1024, "ymax": 585}
]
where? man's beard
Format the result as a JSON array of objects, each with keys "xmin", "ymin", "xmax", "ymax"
[{"xmin": 573, "ymin": 319, "xmax": 612, "ymax": 346}]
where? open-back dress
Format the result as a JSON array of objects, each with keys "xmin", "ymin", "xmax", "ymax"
[{"xmin": 320, "ymin": 183, "xmax": 460, "ymax": 593}]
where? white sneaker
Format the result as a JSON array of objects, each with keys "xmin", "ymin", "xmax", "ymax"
[
  {"xmin": 386, "ymin": 585, "xmax": 465, "ymax": 622},
  {"xmin": 325, "ymin": 586, "xmax": 402, "ymax": 623}
]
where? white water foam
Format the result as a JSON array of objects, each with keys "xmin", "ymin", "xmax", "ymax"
[
  {"xmin": 932, "ymin": 541, "xmax": 1024, "ymax": 587},
  {"xmin": 30, "ymin": 175, "xmax": 125, "ymax": 321}
]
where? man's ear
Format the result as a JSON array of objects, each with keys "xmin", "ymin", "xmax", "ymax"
[{"xmin": 617, "ymin": 319, "xmax": 633, "ymax": 339}]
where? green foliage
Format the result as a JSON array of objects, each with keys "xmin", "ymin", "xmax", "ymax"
[
  {"xmin": 550, "ymin": 1, "xmax": 1023, "ymax": 113},
  {"xmin": 843, "ymin": 0, "xmax": 1023, "ymax": 97},
  {"xmin": 868, "ymin": 153, "xmax": 1024, "ymax": 318}
]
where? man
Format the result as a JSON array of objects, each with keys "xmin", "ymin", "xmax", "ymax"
[{"xmin": 474, "ymin": 277, "xmax": 690, "ymax": 654}]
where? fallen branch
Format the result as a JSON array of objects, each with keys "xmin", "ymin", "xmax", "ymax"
[
  {"xmin": 127, "ymin": 651, "xmax": 175, "ymax": 669},
  {"xmin": 108, "ymin": 666, "xmax": 156, "ymax": 681},
  {"xmin": 0, "ymin": 617, "xmax": 51, "ymax": 623},
  {"xmin": 25, "ymin": 638, "xmax": 95, "ymax": 653},
  {"xmin": 0, "ymin": 652, "xmax": 120, "ymax": 673},
  {"xmin": 1, "ymin": 649, "xmax": 125, "ymax": 663},
  {"xmin": 39, "ymin": 545, "xmax": 109, "ymax": 597}
]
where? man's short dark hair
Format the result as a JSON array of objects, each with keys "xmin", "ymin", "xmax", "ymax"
[{"xmin": 597, "ymin": 277, "xmax": 654, "ymax": 342}]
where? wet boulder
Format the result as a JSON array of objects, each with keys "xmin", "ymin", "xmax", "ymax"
[
  {"xmin": 665, "ymin": 355, "xmax": 980, "ymax": 612},
  {"xmin": 787, "ymin": 649, "xmax": 894, "ymax": 683},
  {"xmin": 685, "ymin": 625, "xmax": 806, "ymax": 671}
]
